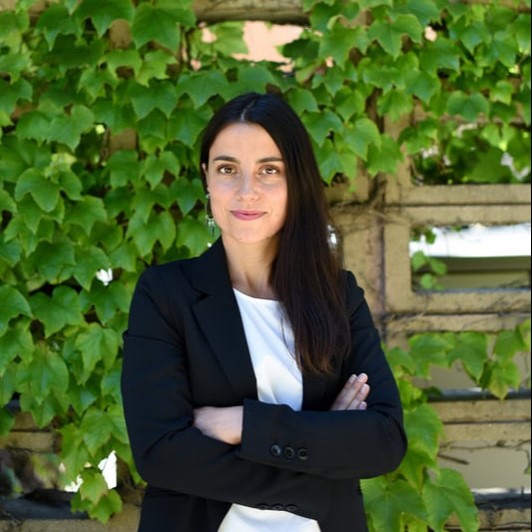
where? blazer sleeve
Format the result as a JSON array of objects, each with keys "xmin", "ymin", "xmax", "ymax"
[
  {"xmin": 237, "ymin": 271, "xmax": 407, "ymax": 479},
  {"xmin": 121, "ymin": 267, "xmax": 339, "ymax": 522}
]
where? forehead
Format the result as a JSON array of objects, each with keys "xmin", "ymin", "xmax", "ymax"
[{"xmin": 209, "ymin": 123, "xmax": 282, "ymax": 160}]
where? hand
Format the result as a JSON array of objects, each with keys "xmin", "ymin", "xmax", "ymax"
[
  {"xmin": 193, "ymin": 406, "xmax": 243, "ymax": 445},
  {"xmin": 330, "ymin": 373, "xmax": 370, "ymax": 411}
]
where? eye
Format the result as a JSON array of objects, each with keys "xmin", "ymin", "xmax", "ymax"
[
  {"xmin": 217, "ymin": 165, "xmax": 236, "ymax": 175},
  {"xmin": 260, "ymin": 166, "xmax": 281, "ymax": 176}
]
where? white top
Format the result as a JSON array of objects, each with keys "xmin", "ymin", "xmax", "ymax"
[{"xmin": 217, "ymin": 289, "xmax": 321, "ymax": 532}]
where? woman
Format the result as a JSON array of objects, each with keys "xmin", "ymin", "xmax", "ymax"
[{"xmin": 121, "ymin": 92, "xmax": 407, "ymax": 531}]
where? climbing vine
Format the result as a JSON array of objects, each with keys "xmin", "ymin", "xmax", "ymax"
[{"xmin": 0, "ymin": 0, "xmax": 530, "ymax": 527}]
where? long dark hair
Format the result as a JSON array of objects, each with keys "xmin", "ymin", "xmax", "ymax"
[{"xmin": 200, "ymin": 92, "xmax": 351, "ymax": 375}]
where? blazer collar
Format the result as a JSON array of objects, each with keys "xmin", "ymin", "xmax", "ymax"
[{"xmin": 190, "ymin": 239, "xmax": 327, "ymax": 408}]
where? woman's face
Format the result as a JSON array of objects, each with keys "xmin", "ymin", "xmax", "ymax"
[{"xmin": 203, "ymin": 122, "xmax": 288, "ymax": 248}]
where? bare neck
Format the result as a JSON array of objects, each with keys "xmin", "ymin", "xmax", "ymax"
[{"xmin": 222, "ymin": 237, "xmax": 278, "ymax": 300}]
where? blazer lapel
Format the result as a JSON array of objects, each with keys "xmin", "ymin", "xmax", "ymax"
[
  {"xmin": 191, "ymin": 240, "xmax": 258, "ymax": 400},
  {"xmin": 302, "ymin": 372, "xmax": 328, "ymax": 410},
  {"xmin": 189, "ymin": 239, "xmax": 331, "ymax": 409}
]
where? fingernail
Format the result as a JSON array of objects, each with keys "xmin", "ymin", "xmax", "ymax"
[
  {"xmin": 349, "ymin": 374, "xmax": 357, "ymax": 383},
  {"xmin": 357, "ymin": 373, "xmax": 368, "ymax": 382}
]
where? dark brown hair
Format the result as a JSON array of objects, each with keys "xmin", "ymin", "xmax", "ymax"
[{"xmin": 200, "ymin": 92, "xmax": 350, "ymax": 375}]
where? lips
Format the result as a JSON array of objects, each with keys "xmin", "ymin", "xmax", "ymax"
[{"xmin": 231, "ymin": 210, "xmax": 265, "ymax": 221}]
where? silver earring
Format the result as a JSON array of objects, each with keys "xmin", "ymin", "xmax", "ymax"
[{"xmin": 205, "ymin": 193, "xmax": 216, "ymax": 236}]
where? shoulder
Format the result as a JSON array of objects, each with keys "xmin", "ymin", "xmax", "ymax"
[{"xmin": 341, "ymin": 269, "xmax": 364, "ymax": 297}]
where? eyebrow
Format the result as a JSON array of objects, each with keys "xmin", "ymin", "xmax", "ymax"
[{"xmin": 212, "ymin": 155, "xmax": 284, "ymax": 164}]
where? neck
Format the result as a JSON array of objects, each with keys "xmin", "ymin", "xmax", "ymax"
[{"xmin": 222, "ymin": 236, "xmax": 278, "ymax": 299}]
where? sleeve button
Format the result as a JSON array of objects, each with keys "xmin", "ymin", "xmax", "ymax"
[
  {"xmin": 283, "ymin": 446, "xmax": 295, "ymax": 459},
  {"xmin": 297, "ymin": 447, "xmax": 309, "ymax": 461},
  {"xmin": 272, "ymin": 504, "xmax": 284, "ymax": 511},
  {"xmin": 286, "ymin": 504, "xmax": 298, "ymax": 512},
  {"xmin": 270, "ymin": 444, "xmax": 282, "ymax": 457}
]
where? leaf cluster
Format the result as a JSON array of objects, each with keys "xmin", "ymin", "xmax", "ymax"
[
  {"xmin": 0, "ymin": 0, "xmax": 530, "ymax": 525},
  {"xmin": 369, "ymin": 319, "xmax": 531, "ymax": 531}
]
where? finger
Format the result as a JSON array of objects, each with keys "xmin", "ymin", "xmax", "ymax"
[
  {"xmin": 346, "ymin": 383, "xmax": 370, "ymax": 411},
  {"xmin": 331, "ymin": 373, "xmax": 368, "ymax": 410}
]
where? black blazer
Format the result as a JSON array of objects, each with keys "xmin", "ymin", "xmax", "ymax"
[{"xmin": 121, "ymin": 240, "xmax": 407, "ymax": 532}]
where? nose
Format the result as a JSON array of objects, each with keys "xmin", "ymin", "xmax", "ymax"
[{"xmin": 237, "ymin": 172, "xmax": 259, "ymax": 200}]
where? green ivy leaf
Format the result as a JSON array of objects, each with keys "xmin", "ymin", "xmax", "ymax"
[
  {"xmin": 65, "ymin": 196, "xmax": 108, "ymax": 236},
  {"xmin": 141, "ymin": 151, "xmax": 180, "ymax": 188},
  {"xmin": 377, "ymin": 89, "xmax": 413, "ymax": 121},
  {"xmin": 487, "ymin": 359, "xmax": 520, "ymax": 399},
  {"xmin": 512, "ymin": 14, "xmax": 531, "ymax": 53},
  {"xmin": 20, "ymin": 342, "xmax": 70, "ymax": 404},
  {"xmin": 80, "ymin": 409, "xmax": 114, "ymax": 457},
  {"xmin": 0, "ymin": 407, "xmax": 15, "ymax": 437},
  {"xmin": 127, "ymin": 210, "xmax": 176, "ymax": 256},
  {"xmin": 334, "ymin": 87, "xmax": 365, "ymax": 121},
  {"xmin": 72, "ymin": 246, "xmax": 111, "ymax": 290},
  {"xmin": 360, "ymin": 60, "xmax": 399, "ymax": 93},
  {"xmin": 176, "ymin": 216, "xmax": 211, "ymax": 257},
  {"xmin": 405, "ymin": 70, "xmax": 440, "ymax": 104},
  {"xmin": 176, "ymin": 71, "xmax": 230, "ymax": 108},
  {"xmin": 302, "ymin": 110, "xmax": 343, "ymax": 146},
  {"xmin": 167, "ymin": 104, "xmax": 211, "ymax": 148},
  {"xmin": 137, "ymin": 50, "xmax": 177, "ymax": 86},
  {"xmin": 129, "ymin": 81, "xmax": 177, "ymax": 119},
  {"xmin": 0, "ymin": 136, "xmax": 51, "ymax": 182},
  {"xmin": 320, "ymin": 22, "xmax": 367, "ymax": 65},
  {"xmin": 31, "ymin": 286, "xmax": 84, "ymax": 337},
  {"xmin": 104, "ymin": 49, "xmax": 142, "ymax": 78},
  {"xmin": 479, "ymin": 30, "xmax": 517, "ymax": 68},
  {"xmin": 101, "ymin": 366, "xmax": 122, "ymax": 403},
  {"xmin": 490, "ymin": 80, "xmax": 513, "ymax": 105},
  {"xmin": 408, "ymin": 333, "xmax": 452, "ymax": 377},
  {"xmin": 26, "ymin": 237, "xmax": 77, "ymax": 283},
  {"xmin": 92, "ymin": 99, "xmax": 136, "ymax": 132},
  {"xmin": 80, "ymin": 280, "xmax": 130, "ymax": 325},
  {"xmin": 419, "ymin": 37, "xmax": 461, "ymax": 74},
  {"xmin": 366, "ymin": 134, "xmax": 403, "ymax": 176},
  {"xmin": 0, "ymin": 286, "xmax": 32, "ymax": 337},
  {"xmin": 79, "ymin": 467, "xmax": 109, "ymax": 503},
  {"xmin": 174, "ymin": 178, "xmax": 204, "ymax": 216},
  {"xmin": 75, "ymin": 324, "xmax": 120, "ymax": 383},
  {"xmin": 207, "ymin": 21, "xmax": 248, "ymax": 56},
  {"xmin": 0, "ymin": 188, "xmax": 16, "ymax": 214},
  {"xmin": 48, "ymin": 105, "xmax": 94, "ymax": 151},
  {"xmin": 363, "ymin": 476, "xmax": 427, "ymax": 531},
  {"xmin": 236, "ymin": 65, "xmax": 277, "ymax": 94},
  {"xmin": 35, "ymin": 4, "xmax": 81, "ymax": 48},
  {"xmin": 447, "ymin": 91, "xmax": 490, "ymax": 122},
  {"xmin": 448, "ymin": 332, "xmax": 487, "ymax": 381},
  {"xmin": 286, "ymin": 88, "xmax": 319, "ymax": 115},
  {"xmin": 86, "ymin": 489, "xmax": 123, "ymax": 523},
  {"xmin": 132, "ymin": 3, "xmax": 182, "ymax": 50},
  {"xmin": 0, "ymin": 50, "xmax": 30, "ymax": 82},
  {"xmin": 0, "ymin": 78, "xmax": 32, "ymax": 115},
  {"xmin": 423, "ymin": 468, "xmax": 479, "ymax": 532},
  {"xmin": 395, "ymin": 0, "xmax": 440, "ymax": 27},
  {"xmin": 67, "ymin": 379, "xmax": 98, "ymax": 416},
  {"xmin": 14, "ymin": 168, "xmax": 60, "ymax": 212},
  {"xmin": 405, "ymin": 403, "xmax": 443, "ymax": 462},
  {"xmin": 75, "ymin": 0, "xmax": 134, "ymax": 37},
  {"xmin": 108, "ymin": 241, "xmax": 138, "ymax": 272},
  {"xmin": 106, "ymin": 150, "xmax": 140, "ymax": 187},
  {"xmin": 368, "ymin": 15, "xmax": 423, "ymax": 58},
  {"xmin": 59, "ymin": 423, "xmax": 90, "ymax": 482},
  {"xmin": 0, "ymin": 321, "xmax": 34, "ymax": 368},
  {"xmin": 310, "ymin": 138, "xmax": 341, "ymax": 183}
]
